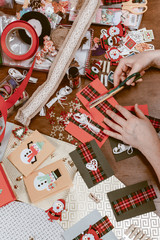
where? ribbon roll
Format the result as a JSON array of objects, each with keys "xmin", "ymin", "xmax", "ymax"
[
  {"xmin": 46, "ymin": 86, "xmax": 72, "ymax": 108},
  {"xmin": 8, "ymin": 68, "xmax": 38, "ymax": 83},
  {"xmin": 0, "ymin": 20, "xmax": 39, "ymax": 143},
  {"xmin": 73, "ymin": 113, "xmax": 100, "ymax": 134}
]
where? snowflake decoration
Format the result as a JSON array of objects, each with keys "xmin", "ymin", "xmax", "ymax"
[
  {"xmin": 50, "ymin": 131, "xmax": 57, "ymax": 138},
  {"xmin": 49, "ymin": 112, "xmax": 55, "ymax": 118},
  {"xmin": 67, "ymin": 134, "xmax": 73, "ymax": 142},
  {"xmin": 58, "ymin": 126, "xmax": 65, "ymax": 132},
  {"xmin": 58, "ymin": 133, "xmax": 65, "ymax": 141}
]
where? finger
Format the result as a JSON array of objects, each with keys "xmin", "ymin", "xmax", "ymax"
[
  {"xmin": 131, "ymin": 82, "xmax": 135, "ymax": 86},
  {"xmin": 134, "ymin": 104, "xmax": 146, "ymax": 119},
  {"xmin": 126, "ymin": 67, "xmax": 143, "ymax": 85},
  {"xmin": 136, "ymin": 78, "xmax": 143, "ymax": 83},
  {"xmin": 105, "ymin": 110, "xmax": 126, "ymax": 126},
  {"xmin": 104, "ymin": 117, "xmax": 123, "ymax": 133},
  {"xmin": 140, "ymin": 70, "xmax": 145, "ymax": 76},
  {"xmin": 115, "ymin": 105, "xmax": 133, "ymax": 119},
  {"xmin": 103, "ymin": 129, "xmax": 123, "ymax": 141},
  {"xmin": 114, "ymin": 60, "xmax": 129, "ymax": 87}
]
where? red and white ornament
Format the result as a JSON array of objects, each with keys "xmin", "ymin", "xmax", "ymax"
[
  {"xmin": 105, "ymin": 47, "xmax": 123, "ymax": 65},
  {"xmin": 107, "ymin": 23, "xmax": 127, "ymax": 37},
  {"xmin": 80, "ymin": 226, "xmax": 102, "ymax": 240},
  {"xmin": 86, "ymin": 60, "xmax": 103, "ymax": 81}
]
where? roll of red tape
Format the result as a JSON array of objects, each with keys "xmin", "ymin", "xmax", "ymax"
[
  {"xmin": 1, "ymin": 20, "xmax": 39, "ymax": 60},
  {"xmin": 0, "ymin": 20, "xmax": 39, "ymax": 143}
]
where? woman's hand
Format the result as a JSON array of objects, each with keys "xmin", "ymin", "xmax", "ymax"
[
  {"xmin": 113, "ymin": 50, "xmax": 160, "ymax": 87},
  {"xmin": 103, "ymin": 104, "xmax": 160, "ymax": 157}
]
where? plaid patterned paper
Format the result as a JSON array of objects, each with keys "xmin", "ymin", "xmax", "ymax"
[
  {"xmin": 103, "ymin": 0, "xmax": 129, "ymax": 5},
  {"xmin": 147, "ymin": 116, "xmax": 160, "ymax": 132},
  {"xmin": 77, "ymin": 142, "xmax": 107, "ymax": 184},
  {"xmin": 69, "ymin": 113, "xmax": 107, "ymax": 142},
  {"xmin": 112, "ymin": 185, "xmax": 157, "ymax": 216},
  {"xmin": 80, "ymin": 85, "xmax": 118, "ymax": 118},
  {"xmin": 73, "ymin": 216, "xmax": 114, "ymax": 240}
]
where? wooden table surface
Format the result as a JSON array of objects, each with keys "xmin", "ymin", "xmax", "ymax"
[{"xmin": 1, "ymin": 0, "xmax": 160, "ymax": 215}]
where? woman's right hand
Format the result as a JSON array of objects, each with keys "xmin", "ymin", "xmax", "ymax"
[{"xmin": 113, "ymin": 50, "xmax": 160, "ymax": 87}]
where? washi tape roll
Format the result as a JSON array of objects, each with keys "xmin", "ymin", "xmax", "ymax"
[
  {"xmin": 19, "ymin": 11, "xmax": 51, "ymax": 45},
  {"xmin": 0, "ymin": 20, "xmax": 39, "ymax": 143},
  {"xmin": 1, "ymin": 20, "xmax": 39, "ymax": 60}
]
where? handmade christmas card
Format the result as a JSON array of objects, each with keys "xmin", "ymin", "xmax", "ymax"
[
  {"xmin": 0, "ymin": 163, "xmax": 16, "ymax": 207},
  {"xmin": 69, "ymin": 140, "xmax": 114, "ymax": 188},
  {"xmin": 8, "ymin": 130, "xmax": 55, "ymax": 177},
  {"xmin": 23, "ymin": 159, "xmax": 72, "ymax": 203},
  {"xmin": 107, "ymin": 181, "xmax": 157, "ymax": 221}
]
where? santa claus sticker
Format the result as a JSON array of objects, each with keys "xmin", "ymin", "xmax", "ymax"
[
  {"xmin": 45, "ymin": 199, "xmax": 66, "ymax": 222},
  {"xmin": 80, "ymin": 226, "xmax": 102, "ymax": 240},
  {"xmin": 20, "ymin": 141, "xmax": 44, "ymax": 164},
  {"xmin": 105, "ymin": 47, "xmax": 123, "ymax": 65}
]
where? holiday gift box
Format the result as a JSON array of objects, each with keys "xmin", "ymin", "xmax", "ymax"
[
  {"xmin": 24, "ymin": 159, "xmax": 73, "ymax": 203},
  {"xmin": 0, "ymin": 163, "xmax": 16, "ymax": 207},
  {"xmin": 8, "ymin": 130, "xmax": 55, "ymax": 177}
]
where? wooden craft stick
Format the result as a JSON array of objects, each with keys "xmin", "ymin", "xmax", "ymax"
[
  {"xmin": 125, "ymin": 224, "xmax": 135, "ymax": 236},
  {"xmin": 130, "ymin": 228, "xmax": 140, "ymax": 238},
  {"xmin": 102, "ymin": 60, "xmax": 107, "ymax": 73},
  {"xmin": 133, "ymin": 231, "xmax": 143, "ymax": 240}
]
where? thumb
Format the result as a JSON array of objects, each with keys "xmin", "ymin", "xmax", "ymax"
[
  {"xmin": 134, "ymin": 104, "xmax": 145, "ymax": 119},
  {"xmin": 126, "ymin": 67, "xmax": 141, "ymax": 85}
]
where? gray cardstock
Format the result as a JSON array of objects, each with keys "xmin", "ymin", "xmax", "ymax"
[
  {"xmin": 69, "ymin": 139, "xmax": 114, "ymax": 188},
  {"xmin": 62, "ymin": 209, "xmax": 117, "ymax": 240},
  {"xmin": 107, "ymin": 181, "xmax": 156, "ymax": 222}
]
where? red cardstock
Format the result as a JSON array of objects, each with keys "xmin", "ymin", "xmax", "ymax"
[
  {"xmin": 77, "ymin": 78, "xmax": 118, "ymax": 123},
  {"xmin": 65, "ymin": 108, "xmax": 109, "ymax": 147},
  {"xmin": 0, "ymin": 163, "xmax": 16, "ymax": 207}
]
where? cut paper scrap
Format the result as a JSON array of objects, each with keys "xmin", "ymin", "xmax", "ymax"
[
  {"xmin": 69, "ymin": 140, "xmax": 114, "ymax": 188},
  {"xmin": 65, "ymin": 108, "xmax": 108, "ymax": 147},
  {"xmin": 0, "ymin": 163, "xmax": 16, "ymax": 207},
  {"xmin": 77, "ymin": 78, "xmax": 118, "ymax": 123},
  {"xmin": 62, "ymin": 209, "xmax": 117, "ymax": 240},
  {"xmin": 61, "ymin": 172, "xmax": 160, "ymax": 239},
  {"xmin": 23, "ymin": 159, "xmax": 72, "ymax": 203},
  {"xmin": 107, "ymin": 181, "xmax": 157, "ymax": 222},
  {"xmin": 8, "ymin": 130, "xmax": 55, "ymax": 177}
]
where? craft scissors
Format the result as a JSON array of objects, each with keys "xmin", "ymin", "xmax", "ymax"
[
  {"xmin": 89, "ymin": 72, "xmax": 141, "ymax": 108},
  {"xmin": 122, "ymin": 0, "xmax": 148, "ymax": 15}
]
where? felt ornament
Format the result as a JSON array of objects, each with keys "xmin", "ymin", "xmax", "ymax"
[
  {"xmin": 86, "ymin": 60, "xmax": 103, "ymax": 80},
  {"xmin": 45, "ymin": 199, "xmax": 66, "ymax": 222},
  {"xmin": 52, "ymin": 1, "xmax": 68, "ymax": 14},
  {"xmin": 107, "ymin": 23, "xmax": 127, "ymax": 37},
  {"xmin": 100, "ymin": 35, "xmax": 120, "ymax": 50},
  {"xmin": 105, "ymin": 47, "xmax": 123, "ymax": 65},
  {"xmin": 12, "ymin": 126, "xmax": 28, "ymax": 140}
]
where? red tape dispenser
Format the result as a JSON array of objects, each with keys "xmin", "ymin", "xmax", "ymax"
[{"xmin": 0, "ymin": 20, "xmax": 39, "ymax": 143}]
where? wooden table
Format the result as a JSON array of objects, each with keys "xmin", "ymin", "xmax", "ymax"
[{"xmin": 1, "ymin": 0, "xmax": 160, "ymax": 215}]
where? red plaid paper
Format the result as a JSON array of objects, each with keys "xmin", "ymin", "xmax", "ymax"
[
  {"xmin": 147, "ymin": 116, "xmax": 160, "ymax": 132},
  {"xmin": 73, "ymin": 216, "xmax": 114, "ymax": 240},
  {"xmin": 77, "ymin": 142, "xmax": 107, "ymax": 184},
  {"xmin": 112, "ymin": 185, "xmax": 157, "ymax": 215}
]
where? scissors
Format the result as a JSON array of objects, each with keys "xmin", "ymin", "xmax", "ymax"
[
  {"xmin": 89, "ymin": 72, "xmax": 141, "ymax": 108},
  {"xmin": 122, "ymin": 0, "xmax": 148, "ymax": 15}
]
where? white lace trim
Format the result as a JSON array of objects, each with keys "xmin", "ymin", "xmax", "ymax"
[{"xmin": 15, "ymin": 0, "xmax": 101, "ymax": 126}]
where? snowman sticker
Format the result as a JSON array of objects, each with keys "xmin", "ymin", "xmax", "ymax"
[
  {"xmin": 20, "ymin": 141, "xmax": 44, "ymax": 164},
  {"xmin": 34, "ymin": 169, "xmax": 61, "ymax": 191}
]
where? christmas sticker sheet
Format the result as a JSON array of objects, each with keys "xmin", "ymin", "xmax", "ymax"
[
  {"xmin": 8, "ymin": 130, "xmax": 55, "ymax": 177},
  {"xmin": 24, "ymin": 159, "xmax": 73, "ymax": 203}
]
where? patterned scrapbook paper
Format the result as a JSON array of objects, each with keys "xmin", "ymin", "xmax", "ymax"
[
  {"xmin": 62, "ymin": 210, "xmax": 117, "ymax": 240},
  {"xmin": 69, "ymin": 140, "xmax": 114, "ymax": 188},
  {"xmin": 0, "ymin": 201, "xmax": 64, "ymax": 240},
  {"xmin": 61, "ymin": 172, "xmax": 160, "ymax": 239},
  {"xmin": 2, "ymin": 123, "xmax": 76, "ymax": 210},
  {"xmin": 77, "ymin": 78, "xmax": 118, "ymax": 123}
]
